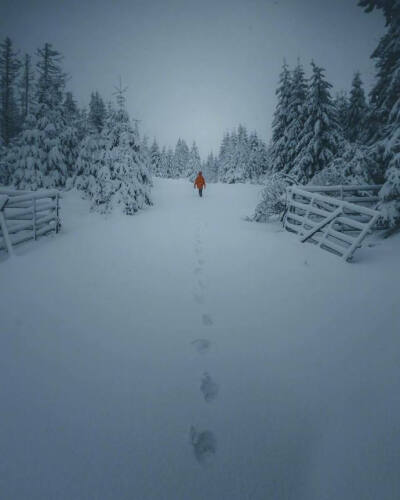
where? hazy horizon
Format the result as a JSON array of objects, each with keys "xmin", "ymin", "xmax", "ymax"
[{"xmin": 0, "ymin": 0, "xmax": 385, "ymax": 156}]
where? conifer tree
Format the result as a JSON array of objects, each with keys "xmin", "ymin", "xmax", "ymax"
[
  {"xmin": 174, "ymin": 138, "xmax": 190, "ymax": 177},
  {"xmin": 203, "ymin": 152, "xmax": 218, "ymax": 182},
  {"xmin": 19, "ymin": 53, "xmax": 35, "ymax": 123},
  {"xmin": 91, "ymin": 82, "xmax": 152, "ymax": 214},
  {"xmin": 157, "ymin": 146, "xmax": 166, "ymax": 177},
  {"xmin": 334, "ymin": 91, "xmax": 350, "ymax": 139},
  {"xmin": 292, "ymin": 62, "xmax": 341, "ymax": 183},
  {"xmin": 188, "ymin": 141, "xmax": 201, "ymax": 181},
  {"xmin": 0, "ymin": 37, "xmax": 21, "ymax": 145},
  {"xmin": 359, "ymin": 0, "xmax": 400, "ymax": 225},
  {"xmin": 165, "ymin": 147, "xmax": 175, "ymax": 178},
  {"xmin": 247, "ymin": 131, "xmax": 268, "ymax": 182},
  {"xmin": 88, "ymin": 91, "xmax": 106, "ymax": 133},
  {"xmin": 269, "ymin": 61, "xmax": 292, "ymax": 173},
  {"xmin": 150, "ymin": 139, "xmax": 162, "ymax": 176},
  {"xmin": 61, "ymin": 92, "xmax": 80, "ymax": 178},
  {"xmin": 284, "ymin": 62, "xmax": 308, "ymax": 175},
  {"xmin": 347, "ymin": 72, "xmax": 368, "ymax": 142}
]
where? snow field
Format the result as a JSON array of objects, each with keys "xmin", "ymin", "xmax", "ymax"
[{"xmin": 1, "ymin": 178, "xmax": 399, "ymax": 499}]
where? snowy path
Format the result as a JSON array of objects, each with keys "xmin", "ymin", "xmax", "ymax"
[{"xmin": 1, "ymin": 178, "xmax": 400, "ymax": 500}]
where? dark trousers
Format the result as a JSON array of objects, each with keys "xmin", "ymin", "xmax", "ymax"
[{"xmin": 198, "ymin": 188, "xmax": 203, "ymax": 197}]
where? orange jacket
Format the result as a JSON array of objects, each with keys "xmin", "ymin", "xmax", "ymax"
[{"xmin": 194, "ymin": 174, "xmax": 206, "ymax": 189}]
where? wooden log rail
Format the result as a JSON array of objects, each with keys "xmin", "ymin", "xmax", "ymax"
[
  {"xmin": 301, "ymin": 184, "xmax": 382, "ymax": 206},
  {"xmin": 284, "ymin": 186, "xmax": 381, "ymax": 262},
  {"xmin": 0, "ymin": 189, "xmax": 60, "ymax": 256}
]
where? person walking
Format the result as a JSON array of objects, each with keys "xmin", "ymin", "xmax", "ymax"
[{"xmin": 194, "ymin": 171, "xmax": 206, "ymax": 197}]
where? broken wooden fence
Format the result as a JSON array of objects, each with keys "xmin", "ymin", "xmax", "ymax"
[
  {"xmin": 0, "ymin": 188, "xmax": 60, "ymax": 256},
  {"xmin": 284, "ymin": 185, "xmax": 382, "ymax": 262}
]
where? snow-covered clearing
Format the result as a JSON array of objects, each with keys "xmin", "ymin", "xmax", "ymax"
[{"xmin": 1, "ymin": 178, "xmax": 399, "ymax": 500}]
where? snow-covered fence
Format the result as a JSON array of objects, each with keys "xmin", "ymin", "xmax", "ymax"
[
  {"xmin": 0, "ymin": 188, "xmax": 60, "ymax": 256},
  {"xmin": 284, "ymin": 186, "xmax": 381, "ymax": 261},
  {"xmin": 302, "ymin": 184, "xmax": 382, "ymax": 208}
]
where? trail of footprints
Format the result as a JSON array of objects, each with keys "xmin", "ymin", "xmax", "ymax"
[{"xmin": 189, "ymin": 224, "xmax": 218, "ymax": 464}]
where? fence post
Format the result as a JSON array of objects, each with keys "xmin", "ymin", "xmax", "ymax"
[{"xmin": 0, "ymin": 195, "xmax": 14, "ymax": 256}]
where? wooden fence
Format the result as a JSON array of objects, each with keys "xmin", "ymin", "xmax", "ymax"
[
  {"xmin": 284, "ymin": 185, "xmax": 382, "ymax": 262},
  {"xmin": 0, "ymin": 188, "xmax": 60, "ymax": 256}
]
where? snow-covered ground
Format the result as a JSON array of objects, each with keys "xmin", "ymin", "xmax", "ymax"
[{"xmin": 1, "ymin": 178, "xmax": 399, "ymax": 500}]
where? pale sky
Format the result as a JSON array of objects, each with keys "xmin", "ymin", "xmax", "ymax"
[{"xmin": 0, "ymin": 0, "xmax": 385, "ymax": 157}]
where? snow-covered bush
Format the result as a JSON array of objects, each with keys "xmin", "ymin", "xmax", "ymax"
[{"xmin": 251, "ymin": 173, "xmax": 295, "ymax": 222}]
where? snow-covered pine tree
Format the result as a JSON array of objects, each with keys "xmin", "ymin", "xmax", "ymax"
[
  {"xmin": 188, "ymin": 141, "xmax": 201, "ymax": 181},
  {"xmin": 165, "ymin": 147, "xmax": 175, "ymax": 178},
  {"xmin": 158, "ymin": 146, "xmax": 167, "ymax": 177},
  {"xmin": 293, "ymin": 62, "xmax": 342, "ymax": 184},
  {"xmin": 0, "ymin": 37, "xmax": 21, "ymax": 146},
  {"xmin": 334, "ymin": 91, "xmax": 350, "ymax": 139},
  {"xmin": 269, "ymin": 61, "xmax": 292, "ymax": 173},
  {"xmin": 9, "ymin": 44, "xmax": 69, "ymax": 189},
  {"xmin": 203, "ymin": 152, "xmax": 218, "ymax": 182},
  {"xmin": 174, "ymin": 138, "xmax": 190, "ymax": 177},
  {"xmin": 88, "ymin": 91, "xmax": 106, "ymax": 134},
  {"xmin": 347, "ymin": 72, "xmax": 368, "ymax": 143},
  {"xmin": 284, "ymin": 61, "xmax": 308, "ymax": 176},
  {"xmin": 150, "ymin": 139, "xmax": 162, "ymax": 176},
  {"xmin": 219, "ymin": 125, "xmax": 249, "ymax": 183},
  {"xmin": 359, "ymin": 0, "xmax": 400, "ymax": 225},
  {"xmin": 90, "ymin": 82, "xmax": 152, "ymax": 214},
  {"xmin": 19, "ymin": 53, "xmax": 35, "ymax": 124},
  {"xmin": 61, "ymin": 91, "xmax": 80, "ymax": 179},
  {"xmin": 216, "ymin": 132, "xmax": 231, "ymax": 182},
  {"xmin": 140, "ymin": 135, "xmax": 152, "ymax": 175},
  {"xmin": 247, "ymin": 131, "xmax": 268, "ymax": 182},
  {"xmin": 7, "ymin": 110, "xmax": 46, "ymax": 189}
]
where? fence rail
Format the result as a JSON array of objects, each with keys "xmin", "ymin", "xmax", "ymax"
[
  {"xmin": 0, "ymin": 189, "xmax": 60, "ymax": 256},
  {"xmin": 284, "ymin": 186, "xmax": 381, "ymax": 262}
]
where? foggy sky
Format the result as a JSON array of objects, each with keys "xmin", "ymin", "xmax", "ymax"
[{"xmin": 0, "ymin": 0, "xmax": 385, "ymax": 157}]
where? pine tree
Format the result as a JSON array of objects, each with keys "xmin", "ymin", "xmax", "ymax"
[
  {"xmin": 269, "ymin": 61, "xmax": 292, "ymax": 173},
  {"xmin": 88, "ymin": 91, "xmax": 106, "ymax": 133},
  {"xmin": 19, "ymin": 53, "xmax": 35, "ymax": 123},
  {"xmin": 0, "ymin": 37, "xmax": 21, "ymax": 145},
  {"xmin": 188, "ymin": 141, "xmax": 201, "ymax": 181},
  {"xmin": 347, "ymin": 72, "xmax": 368, "ymax": 142},
  {"xmin": 90, "ymin": 82, "xmax": 152, "ymax": 214},
  {"xmin": 247, "ymin": 131, "xmax": 268, "ymax": 182},
  {"xmin": 174, "ymin": 138, "xmax": 190, "ymax": 177},
  {"xmin": 150, "ymin": 139, "xmax": 162, "ymax": 176},
  {"xmin": 219, "ymin": 125, "xmax": 250, "ymax": 183},
  {"xmin": 216, "ymin": 132, "xmax": 232, "ymax": 182},
  {"xmin": 284, "ymin": 61, "xmax": 308, "ymax": 175},
  {"xmin": 158, "ymin": 146, "xmax": 167, "ymax": 177},
  {"xmin": 165, "ymin": 147, "xmax": 175, "ymax": 178},
  {"xmin": 61, "ymin": 92, "xmax": 80, "ymax": 178},
  {"xmin": 359, "ymin": 0, "xmax": 400, "ymax": 225},
  {"xmin": 334, "ymin": 91, "xmax": 350, "ymax": 139},
  {"xmin": 203, "ymin": 152, "xmax": 218, "ymax": 182},
  {"xmin": 292, "ymin": 62, "xmax": 342, "ymax": 183}
]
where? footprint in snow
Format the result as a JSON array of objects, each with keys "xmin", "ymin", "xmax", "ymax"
[
  {"xmin": 190, "ymin": 426, "xmax": 217, "ymax": 464},
  {"xmin": 202, "ymin": 314, "xmax": 213, "ymax": 326},
  {"xmin": 198, "ymin": 258, "xmax": 205, "ymax": 266},
  {"xmin": 201, "ymin": 372, "xmax": 219, "ymax": 402},
  {"xmin": 197, "ymin": 279, "xmax": 205, "ymax": 289},
  {"xmin": 191, "ymin": 338, "xmax": 211, "ymax": 353},
  {"xmin": 193, "ymin": 267, "xmax": 203, "ymax": 275}
]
